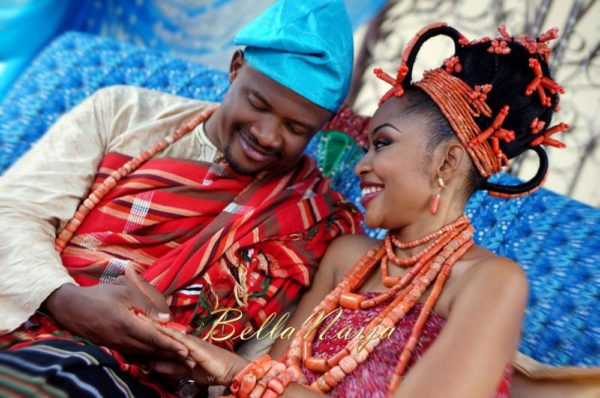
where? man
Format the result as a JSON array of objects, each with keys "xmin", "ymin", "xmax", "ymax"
[{"xmin": 0, "ymin": 0, "xmax": 359, "ymax": 396}]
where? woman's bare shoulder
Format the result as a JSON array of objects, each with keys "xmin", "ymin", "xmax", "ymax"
[
  {"xmin": 451, "ymin": 246, "xmax": 528, "ymax": 312},
  {"xmin": 321, "ymin": 234, "xmax": 381, "ymax": 284},
  {"xmin": 467, "ymin": 246, "xmax": 526, "ymax": 282}
]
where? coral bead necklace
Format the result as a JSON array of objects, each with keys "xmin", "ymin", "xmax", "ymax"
[
  {"xmin": 54, "ymin": 105, "xmax": 218, "ymax": 253},
  {"xmin": 283, "ymin": 215, "xmax": 474, "ymax": 396}
]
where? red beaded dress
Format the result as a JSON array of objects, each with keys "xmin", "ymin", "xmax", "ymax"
[{"xmin": 301, "ymin": 293, "xmax": 512, "ymax": 398}]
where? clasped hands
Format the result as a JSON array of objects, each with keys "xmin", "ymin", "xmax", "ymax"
[
  {"xmin": 43, "ymin": 266, "xmax": 247, "ymax": 385},
  {"xmin": 142, "ymin": 316, "xmax": 249, "ymax": 386}
]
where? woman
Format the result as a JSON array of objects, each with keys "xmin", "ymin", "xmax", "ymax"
[{"xmin": 149, "ymin": 23, "xmax": 569, "ymax": 397}]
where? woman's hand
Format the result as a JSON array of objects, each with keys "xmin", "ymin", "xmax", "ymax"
[{"xmin": 153, "ymin": 326, "xmax": 249, "ymax": 386}]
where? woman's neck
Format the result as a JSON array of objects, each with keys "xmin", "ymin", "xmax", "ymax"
[{"xmin": 389, "ymin": 207, "xmax": 465, "ymax": 258}]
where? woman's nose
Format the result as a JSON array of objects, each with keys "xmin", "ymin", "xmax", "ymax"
[{"xmin": 354, "ymin": 151, "xmax": 372, "ymax": 177}]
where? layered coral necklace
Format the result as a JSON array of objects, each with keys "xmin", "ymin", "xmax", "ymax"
[{"xmin": 283, "ymin": 215, "xmax": 474, "ymax": 396}]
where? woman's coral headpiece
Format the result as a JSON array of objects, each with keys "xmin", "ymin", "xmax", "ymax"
[{"xmin": 374, "ymin": 23, "xmax": 569, "ymax": 198}]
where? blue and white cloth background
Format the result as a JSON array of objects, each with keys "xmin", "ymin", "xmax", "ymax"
[{"xmin": 0, "ymin": 0, "xmax": 386, "ymax": 100}]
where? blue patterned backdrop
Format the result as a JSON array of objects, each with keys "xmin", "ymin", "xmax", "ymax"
[{"xmin": 0, "ymin": 0, "xmax": 386, "ymax": 100}]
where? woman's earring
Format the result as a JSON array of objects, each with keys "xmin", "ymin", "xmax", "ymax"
[{"xmin": 429, "ymin": 177, "xmax": 445, "ymax": 215}]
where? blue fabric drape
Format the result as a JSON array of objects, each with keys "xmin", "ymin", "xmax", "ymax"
[
  {"xmin": 0, "ymin": 0, "xmax": 93, "ymax": 99},
  {"xmin": 0, "ymin": 0, "xmax": 386, "ymax": 101}
]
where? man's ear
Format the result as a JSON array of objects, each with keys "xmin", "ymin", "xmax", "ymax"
[{"xmin": 229, "ymin": 50, "xmax": 245, "ymax": 83}]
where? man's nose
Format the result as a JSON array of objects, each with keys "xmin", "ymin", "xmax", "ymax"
[{"xmin": 251, "ymin": 117, "xmax": 283, "ymax": 149}]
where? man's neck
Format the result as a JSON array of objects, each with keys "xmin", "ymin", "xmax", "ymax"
[{"xmin": 203, "ymin": 111, "xmax": 222, "ymax": 152}]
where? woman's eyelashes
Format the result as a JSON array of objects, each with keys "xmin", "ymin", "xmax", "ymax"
[
  {"xmin": 372, "ymin": 137, "xmax": 392, "ymax": 151},
  {"xmin": 364, "ymin": 138, "xmax": 390, "ymax": 153}
]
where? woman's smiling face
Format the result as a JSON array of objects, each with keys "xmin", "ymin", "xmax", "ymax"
[{"xmin": 355, "ymin": 95, "xmax": 436, "ymax": 230}]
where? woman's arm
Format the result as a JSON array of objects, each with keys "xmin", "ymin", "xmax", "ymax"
[
  {"xmin": 158, "ymin": 325, "xmax": 329, "ymax": 397},
  {"xmin": 393, "ymin": 257, "xmax": 528, "ymax": 398}
]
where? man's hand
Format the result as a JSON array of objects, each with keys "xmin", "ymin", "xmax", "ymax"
[{"xmin": 43, "ymin": 267, "xmax": 188, "ymax": 359}]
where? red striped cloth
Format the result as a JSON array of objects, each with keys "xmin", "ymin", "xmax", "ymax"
[
  {"xmin": 0, "ymin": 148, "xmax": 360, "ymax": 396},
  {"xmin": 59, "ymin": 152, "xmax": 361, "ymax": 348}
]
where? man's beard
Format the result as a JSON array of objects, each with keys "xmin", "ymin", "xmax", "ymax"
[
  {"xmin": 223, "ymin": 142, "xmax": 256, "ymax": 175},
  {"xmin": 223, "ymin": 127, "xmax": 283, "ymax": 175}
]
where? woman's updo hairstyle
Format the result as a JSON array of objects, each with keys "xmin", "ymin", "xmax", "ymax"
[{"xmin": 375, "ymin": 23, "xmax": 569, "ymax": 198}]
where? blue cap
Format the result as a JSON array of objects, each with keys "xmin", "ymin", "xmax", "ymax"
[{"xmin": 233, "ymin": 0, "xmax": 353, "ymax": 112}]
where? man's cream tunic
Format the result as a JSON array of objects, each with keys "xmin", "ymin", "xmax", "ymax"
[{"xmin": 0, "ymin": 85, "xmax": 221, "ymax": 333}]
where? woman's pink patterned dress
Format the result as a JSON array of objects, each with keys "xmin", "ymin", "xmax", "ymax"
[{"xmin": 301, "ymin": 292, "xmax": 512, "ymax": 397}]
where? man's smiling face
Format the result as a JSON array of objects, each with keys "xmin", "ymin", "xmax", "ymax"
[{"xmin": 205, "ymin": 51, "xmax": 333, "ymax": 175}]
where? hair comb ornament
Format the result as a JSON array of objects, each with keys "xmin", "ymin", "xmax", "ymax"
[{"xmin": 373, "ymin": 22, "xmax": 570, "ymax": 198}]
